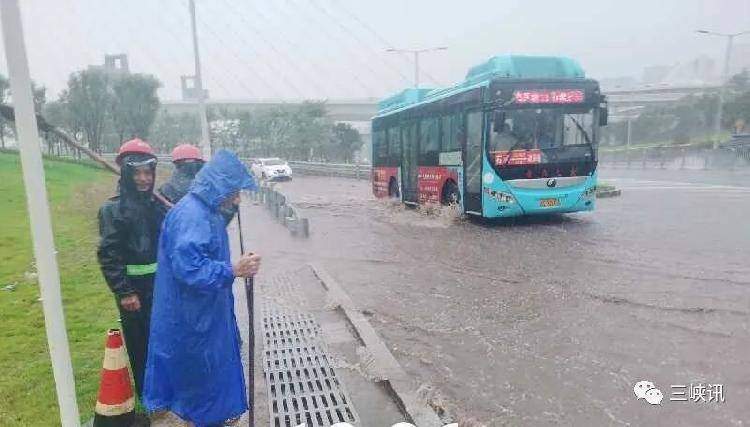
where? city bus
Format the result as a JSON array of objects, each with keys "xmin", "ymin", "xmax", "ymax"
[{"xmin": 371, "ymin": 54, "xmax": 608, "ymax": 218}]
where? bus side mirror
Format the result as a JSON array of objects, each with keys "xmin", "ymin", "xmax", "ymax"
[
  {"xmin": 599, "ymin": 107, "xmax": 608, "ymax": 126},
  {"xmin": 493, "ymin": 111, "xmax": 505, "ymax": 132}
]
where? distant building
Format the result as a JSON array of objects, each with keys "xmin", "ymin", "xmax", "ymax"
[
  {"xmin": 642, "ymin": 65, "xmax": 672, "ymax": 84},
  {"xmin": 104, "ymin": 54, "xmax": 129, "ymax": 74},
  {"xmin": 88, "ymin": 54, "xmax": 130, "ymax": 75},
  {"xmin": 641, "ymin": 56, "xmax": 716, "ymax": 86},
  {"xmin": 598, "ymin": 76, "xmax": 639, "ymax": 91},
  {"xmin": 180, "ymin": 75, "xmax": 210, "ymax": 101}
]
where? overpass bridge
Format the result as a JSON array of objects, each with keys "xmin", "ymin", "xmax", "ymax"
[
  {"xmin": 160, "ymin": 85, "xmax": 721, "ymax": 137},
  {"xmin": 161, "ymin": 98, "xmax": 380, "ymax": 122}
]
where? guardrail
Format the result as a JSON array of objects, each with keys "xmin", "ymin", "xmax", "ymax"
[
  {"xmin": 287, "ymin": 160, "xmax": 372, "ymax": 180},
  {"xmin": 599, "ymin": 144, "xmax": 750, "ymax": 170},
  {"xmin": 250, "ymin": 185, "xmax": 309, "ymax": 237}
]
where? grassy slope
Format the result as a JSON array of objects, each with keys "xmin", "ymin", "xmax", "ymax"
[{"xmin": 0, "ymin": 152, "xmax": 118, "ymax": 426}]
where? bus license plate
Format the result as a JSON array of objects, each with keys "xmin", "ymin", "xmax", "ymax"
[{"xmin": 540, "ymin": 198, "xmax": 560, "ymax": 208}]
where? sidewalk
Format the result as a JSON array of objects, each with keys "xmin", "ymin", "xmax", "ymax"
[{"xmin": 230, "ymin": 197, "xmax": 444, "ymax": 427}]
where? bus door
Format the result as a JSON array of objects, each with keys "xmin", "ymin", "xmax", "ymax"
[
  {"xmin": 464, "ymin": 111, "xmax": 483, "ymax": 213},
  {"xmin": 401, "ymin": 121, "xmax": 419, "ymax": 204}
]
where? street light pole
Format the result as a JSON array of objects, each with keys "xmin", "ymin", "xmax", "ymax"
[
  {"xmin": 0, "ymin": 1, "xmax": 80, "ymax": 425},
  {"xmin": 189, "ymin": 0, "xmax": 211, "ymax": 159},
  {"xmin": 696, "ymin": 29, "xmax": 750, "ymax": 147},
  {"xmin": 414, "ymin": 51, "xmax": 419, "ymax": 89},
  {"xmin": 386, "ymin": 46, "xmax": 448, "ymax": 89}
]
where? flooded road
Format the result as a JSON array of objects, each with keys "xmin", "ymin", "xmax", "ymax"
[{"xmin": 242, "ymin": 168, "xmax": 750, "ymax": 426}]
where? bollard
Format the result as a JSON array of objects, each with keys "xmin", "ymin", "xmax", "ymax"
[
  {"xmin": 680, "ymin": 148, "xmax": 686, "ymax": 170},
  {"xmin": 299, "ymin": 217, "xmax": 309, "ymax": 238},
  {"xmin": 641, "ymin": 147, "xmax": 648, "ymax": 169},
  {"xmin": 659, "ymin": 147, "xmax": 666, "ymax": 169}
]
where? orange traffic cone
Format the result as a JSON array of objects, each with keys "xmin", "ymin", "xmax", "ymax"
[{"xmin": 93, "ymin": 329, "xmax": 136, "ymax": 427}]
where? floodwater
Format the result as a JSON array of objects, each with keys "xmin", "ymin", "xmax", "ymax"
[{"xmin": 240, "ymin": 167, "xmax": 750, "ymax": 426}]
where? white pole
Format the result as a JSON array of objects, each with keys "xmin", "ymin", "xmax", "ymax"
[
  {"xmin": 189, "ymin": 0, "xmax": 211, "ymax": 159},
  {"xmin": 414, "ymin": 51, "xmax": 419, "ymax": 89},
  {"xmin": 713, "ymin": 34, "xmax": 733, "ymax": 148},
  {"xmin": 626, "ymin": 119, "xmax": 632, "ymax": 148},
  {"xmin": 0, "ymin": 1, "xmax": 80, "ymax": 426}
]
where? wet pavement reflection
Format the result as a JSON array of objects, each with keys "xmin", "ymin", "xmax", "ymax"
[{"xmin": 241, "ymin": 168, "xmax": 750, "ymax": 426}]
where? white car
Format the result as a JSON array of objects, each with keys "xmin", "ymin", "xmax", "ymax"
[{"xmin": 250, "ymin": 157, "xmax": 293, "ymax": 181}]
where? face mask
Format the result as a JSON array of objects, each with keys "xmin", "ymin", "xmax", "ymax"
[
  {"xmin": 177, "ymin": 160, "xmax": 204, "ymax": 177},
  {"xmin": 219, "ymin": 203, "xmax": 239, "ymax": 224}
]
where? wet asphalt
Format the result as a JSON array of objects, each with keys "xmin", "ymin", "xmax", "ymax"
[{"xmin": 240, "ymin": 167, "xmax": 750, "ymax": 426}]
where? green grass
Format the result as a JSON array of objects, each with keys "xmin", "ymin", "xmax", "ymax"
[{"xmin": 0, "ymin": 152, "xmax": 119, "ymax": 426}]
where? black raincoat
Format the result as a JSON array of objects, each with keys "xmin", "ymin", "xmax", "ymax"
[
  {"xmin": 158, "ymin": 161, "xmax": 203, "ymax": 204},
  {"xmin": 97, "ymin": 153, "xmax": 166, "ymax": 397}
]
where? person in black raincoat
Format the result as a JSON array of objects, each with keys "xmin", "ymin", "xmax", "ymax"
[
  {"xmin": 159, "ymin": 143, "xmax": 204, "ymax": 204},
  {"xmin": 159, "ymin": 143, "xmax": 238, "ymax": 224},
  {"xmin": 97, "ymin": 138, "xmax": 167, "ymax": 398}
]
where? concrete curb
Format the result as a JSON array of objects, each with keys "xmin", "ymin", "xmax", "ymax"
[
  {"xmin": 596, "ymin": 188, "xmax": 622, "ymax": 198},
  {"xmin": 309, "ymin": 263, "xmax": 444, "ymax": 427}
]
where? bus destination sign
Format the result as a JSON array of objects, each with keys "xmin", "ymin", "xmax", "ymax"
[{"xmin": 513, "ymin": 89, "xmax": 585, "ymax": 104}]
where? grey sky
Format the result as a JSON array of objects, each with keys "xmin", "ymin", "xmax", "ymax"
[{"xmin": 4, "ymin": 0, "xmax": 749, "ymax": 101}]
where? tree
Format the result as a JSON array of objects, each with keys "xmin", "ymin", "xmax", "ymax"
[
  {"xmin": 61, "ymin": 69, "xmax": 112, "ymax": 152},
  {"xmin": 330, "ymin": 122, "xmax": 362, "ymax": 162},
  {"xmin": 32, "ymin": 83, "xmax": 46, "ymax": 114},
  {"xmin": 0, "ymin": 74, "xmax": 9, "ymax": 148},
  {"xmin": 723, "ymin": 90, "xmax": 750, "ymax": 133},
  {"xmin": 109, "ymin": 73, "xmax": 161, "ymax": 143},
  {"xmin": 0, "ymin": 73, "xmax": 47, "ymax": 149},
  {"xmin": 149, "ymin": 111, "xmax": 201, "ymax": 153},
  {"xmin": 729, "ymin": 69, "xmax": 749, "ymax": 90}
]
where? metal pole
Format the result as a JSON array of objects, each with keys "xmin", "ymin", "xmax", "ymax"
[
  {"xmin": 0, "ymin": 1, "xmax": 80, "ymax": 425},
  {"xmin": 713, "ymin": 34, "xmax": 734, "ymax": 148},
  {"xmin": 189, "ymin": 0, "xmax": 211, "ymax": 159},
  {"xmin": 626, "ymin": 119, "xmax": 632, "ymax": 148},
  {"xmin": 626, "ymin": 119, "xmax": 632, "ymax": 168},
  {"xmin": 386, "ymin": 46, "xmax": 446, "ymax": 90},
  {"xmin": 414, "ymin": 51, "xmax": 419, "ymax": 89},
  {"xmin": 235, "ymin": 205, "xmax": 254, "ymax": 426}
]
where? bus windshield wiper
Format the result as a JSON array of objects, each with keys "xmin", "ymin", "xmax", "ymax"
[
  {"xmin": 501, "ymin": 139, "xmax": 527, "ymax": 167},
  {"xmin": 568, "ymin": 115, "xmax": 591, "ymax": 144}
]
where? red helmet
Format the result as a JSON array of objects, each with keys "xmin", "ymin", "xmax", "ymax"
[
  {"xmin": 171, "ymin": 144, "xmax": 203, "ymax": 163},
  {"xmin": 116, "ymin": 138, "xmax": 155, "ymax": 165}
]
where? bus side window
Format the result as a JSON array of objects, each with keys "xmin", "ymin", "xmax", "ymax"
[
  {"xmin": 419, "ymin": 117, "xmax": 440, "ymax": 164},
  {"xmin": 373, "ymin": 129, "xmax": 387, "ymax": 166},
  {"xmin": 387, "ymin": 126, "xmax": 401, "ymax": 165},
  {"xmin": 441, "ymin": 114, "xmax": 463, "ymax": 152}
]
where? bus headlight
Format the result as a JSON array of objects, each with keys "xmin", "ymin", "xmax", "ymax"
[
  {"xmin": 497, "ymin": 191, "xmax": 515, "ymax": 203},
  {"xmin": 485, "ymin": 188, "xmax": 516, "ymax": 204}
]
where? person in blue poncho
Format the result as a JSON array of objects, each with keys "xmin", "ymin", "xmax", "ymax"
[{"xmin": 144, "ymin": 149, "xmax": 261, "ymax": 426}]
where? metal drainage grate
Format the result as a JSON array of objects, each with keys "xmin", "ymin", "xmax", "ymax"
[{"xmin": 262, "ymin": 303, "xmax": 359, "ymax": 427}]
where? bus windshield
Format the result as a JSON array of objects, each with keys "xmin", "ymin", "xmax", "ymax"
[{"xmin": 489, "ymin": 107, "xmax": 596, "ymax": 153}]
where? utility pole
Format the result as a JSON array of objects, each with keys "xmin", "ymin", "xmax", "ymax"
[
  {"xmin": 0, "ymin": 1, "xmax": 79, "ymax": 425},
  {"xmin": 696, "ymin": 29, "xmax": 750, "ymax": 148},
  {"xmin": 386, "ymin": 46, "xmax": 448, "ymax": 89},
  {"xmin": 189, "ymin": 0, "xmax": 211, "ymax": 159},
  {"xmin": 626, "ymin": 119, "xmax": 632, "ymax": 148}
]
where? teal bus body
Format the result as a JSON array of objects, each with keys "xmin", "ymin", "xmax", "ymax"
[{"xmin": 371, "ymin": 54, "xmax": 606, "ymax": 218}]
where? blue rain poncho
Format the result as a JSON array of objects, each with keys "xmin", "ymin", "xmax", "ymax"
[{"xmin": 143, "ymin": 149, "xmax": 256, "ymax": 426}]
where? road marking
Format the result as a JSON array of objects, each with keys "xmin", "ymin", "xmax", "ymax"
[{"xmin": 605, "ymin": 178, "xmax": 750, "ymax": 192}]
